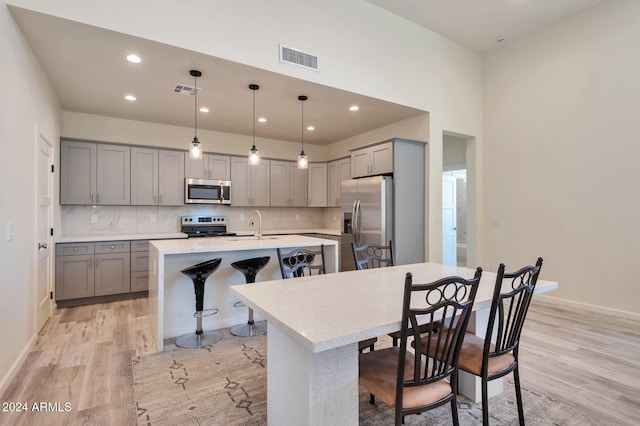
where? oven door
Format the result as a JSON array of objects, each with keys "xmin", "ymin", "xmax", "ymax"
[{"xmin": 185, "ymin": 179, "xmax": 231, "ymax": 204}]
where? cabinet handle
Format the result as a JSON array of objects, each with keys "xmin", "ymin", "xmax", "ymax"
[
  {"xmin": 159, "ymin": 195, "xmax": 162, "ymax": 204},
  {"xmin": 73, "ymin": 247, "xmax": 78, "ymax": 252},
  {"xmin": 38, "ymin": 243, "xmax": 47, "ymax": 249},
  {"xmin": 153, "ymin": 196, "xmax": 157, "ymax": 204},
  {"xmin": 89, "ymin": 257, "xmax": 93, "ymax": 268},
  {"xmin": 110, "ymin": 245, "xmax": 115, "ymax": 250},
  {"xmin": 97, "ymin": 193, "xmax": 100, "ymax": 203},
  {"xmin": 90, "ymin": 194, "xmax": 94, "ymax": 203}
]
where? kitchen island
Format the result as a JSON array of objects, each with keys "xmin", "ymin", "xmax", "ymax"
[{"xmin": 148, "ymin": 235, "xmax": 338, "ymax": 351}]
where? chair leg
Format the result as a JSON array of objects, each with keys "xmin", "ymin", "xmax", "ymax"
[
  {"xmin": 451, "ymin": 397, "xmax": 460, "ymax": 426},
  {"xmin": 392, "ymin": 336, "xmax": 398, "ymax": 347},
  {"xmin": 513, "ymin": 367, "xmax": 525, "ymax": 426},
  {"xmin": 369, "ymin": 394, "xmax": 375, "ymax": 405},
  {"xmin": 482, "ymin": 376, "xmax": 489, "ymax": 426}
]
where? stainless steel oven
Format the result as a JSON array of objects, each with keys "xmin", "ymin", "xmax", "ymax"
[{"xmin": 185, "ymin": 178, "xmax": 231, "ymax": 204}]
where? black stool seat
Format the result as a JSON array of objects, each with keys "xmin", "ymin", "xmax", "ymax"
[
  {"xmin": 230, "ymin": 256, "xmax": 270, "ymax": 337},
  {"xmin": 176, "ymin": 258, "xmax": 223, "ymax": 348}
]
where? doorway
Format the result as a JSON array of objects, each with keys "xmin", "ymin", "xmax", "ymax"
[
  {"xmin": 36, "ymin": 134, "xmax": 53, "ymax": 332},
  {"xmin": 442, "ymin": 132, "xmax": 474, "ymax": 267}
]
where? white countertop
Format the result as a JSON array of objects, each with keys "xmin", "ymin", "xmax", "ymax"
[
  {"xmin": 150, "ymin": 234, "xmax": 338, "ymax": 255},
  {"xmin": 233, "ymin": 228, "xmax": 340, "ymax": 237},
  {"xmin": 56, "ymin": 232, "xmax": 188, "ymax": 243}
]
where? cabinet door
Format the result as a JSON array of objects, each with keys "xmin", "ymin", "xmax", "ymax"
[
  {"xmin": 184, "ymin": 155, "xmax": 207, "ymax": 179},
  {"xmin": 94, "ymin": 252, "xmax": 130, "ymax": 296},
  {"xmin": 131, "ymin": 147, "xmax": 159, "ymax": 205},
  {"xmin": 327, "ymin": 160, "xmax": 340, "ymax": 207},
  {"xmin": 55, "ymin": 254, "xmax": 94, "ymax": 300},
  {"xmin": 208, "ymin": 155, "xmax": 231, "ymax": 180},
  {"xmin": 97, "ymin": 144, "xmax": 130, "ymax": 205},
  {"xmin": 158, "ymin": 150, "xmax": 185, "ymax": 205},
  {"xmin": 290, "ymin": 163, "xmax": 308, "ymax": 207},
  {"xmin": 131, "ymin": 271, "xmax": 149, "ymax": 292},
  {"xmin": 231, "ymin": 157, "xmax": 251, "ymax": 206},
  {"xmin": 370, "ymin": 142, "xmax": 393, "ymax": 175},
  {"xmin": 60, "ymin": 140, "xmax": 96, "ymax": 204},
  {"xmin": 251, "ymin": 160, "xmax": 271, "ymax": 206},
  {"xmin": 351, "ymin": 148, "xmax": 370, "ymax": 178},
  {"xmin": 338, "ymin": 158, "xmax": 351, "ymax": 205},
  {"xmin": 308, "ymin": 163, "xmax": 327, "ymax": 207},
  {"xmin": 270, "ymin": 160, "xmax": 290, "ymax": 207}
]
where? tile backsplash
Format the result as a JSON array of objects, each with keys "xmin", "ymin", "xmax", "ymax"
[{"xmin": 61, "ymin": 205, "xmax": 342, "ymax": 236}]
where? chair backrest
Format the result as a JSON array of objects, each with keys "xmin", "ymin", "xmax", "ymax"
[
  {"xmin": 276, "ymin": 245, "xmax": 326, "ymax": 279},
  {"xmin": 397, "ymin": 268, "xmax": 482, "ymax": 411},
  {"xmin": 351, "ymin": 241, "xmax": 394, "ymax": 270},
  {"xmin": 484, "ymin": 257, "xmax": 543, "ymax": 360}
]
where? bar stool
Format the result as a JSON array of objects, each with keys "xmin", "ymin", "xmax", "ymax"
[
  {"xmin": 230, "ymin": 256, "xmax": 270, "ymax": 336},
  {"xmin": 176, "ymin": 258, "xmax": 223, "ymax": 348}
]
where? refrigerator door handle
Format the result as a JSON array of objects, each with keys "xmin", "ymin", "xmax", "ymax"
[{"xmin": 355, "ymin": 199, "xmax": 361, "ymax": 246}]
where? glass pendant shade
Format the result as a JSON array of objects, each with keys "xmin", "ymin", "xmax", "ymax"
[
  {"xmin": 249, "ymin": 145, "xmax": 260, "ymax": 165},
  {"xmin": 248, "ymin": 84, "xmax": 260, "ymax": 165},
  {"xmin": 297, "ymin": 151, "xmax": 308, "ymax": 169},
  {"xmin": 190, "ymin": 136, "xmax": 201, "ymax": 160},
  {"xmin": 297, "ymin": 95, "xmax": 308, "ymax": 169}
]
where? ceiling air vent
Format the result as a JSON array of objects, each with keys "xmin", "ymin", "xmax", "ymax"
[
  {"xmin": 279, "ymin": 44, "xmax": 319, "ymax": 71},
  {"xmin": 174, "ymin": 84, "xmax": 201, "ymax": 96}
]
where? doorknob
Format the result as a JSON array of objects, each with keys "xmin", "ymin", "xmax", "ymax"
[{"xmin": 38, "ymin": 243, "xmax": 48, "ymax": 249}]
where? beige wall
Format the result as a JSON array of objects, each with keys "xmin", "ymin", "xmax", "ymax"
[
  {"xmin": 483, "ymin": 0, "xmax": 640, "ymax": 315},
  {"xmin": 0, "ymin": 5, "xmax": 62, "ymax": 390}
]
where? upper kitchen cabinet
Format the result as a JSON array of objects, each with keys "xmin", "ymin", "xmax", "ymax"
[
  {"xmin": 270, "ymin": 160, "xmax": 308, "ymax": 207},
  {"xmin": 131, "ymin": 147, "xmax": 185, "ymax": 206},
  {"xmin": 350, "ymin": 141, "xmax": 393, "ymax": 178},
  {"xmin": 327, "ymin": 158, "xmax": 350, "ymax": 207},
  {"xmin": 185, "ymin": 153, "xmax": 231, "ymax": 180},
  {"xmin": 307, "ymin": 163, "xmax": 327, "ymax": 207},
  {"xmin": 60, "ymin": 139, "xmax": 130, "ymax": 205},
  {"xmin": 231, "ymin": 157, "xmax": 271, "ymax": 207}
]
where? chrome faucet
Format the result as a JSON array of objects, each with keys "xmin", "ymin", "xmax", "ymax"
[{"xmin": 249, "ymin": 210, "xmax": 263, "ymax": 239}]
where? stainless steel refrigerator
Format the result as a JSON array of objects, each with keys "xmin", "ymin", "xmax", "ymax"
[{"xmin": 340, "ymin": 176, "xmax": 393, "ymax": 271}]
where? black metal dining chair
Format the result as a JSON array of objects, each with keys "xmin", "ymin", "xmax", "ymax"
[
  {"xmin": 276, "ymin": 245, "xmax": 326, "ymax": 278},
  {"xmin": 359, "ymin": 268, "xmax": 483, "ymax": 426}
]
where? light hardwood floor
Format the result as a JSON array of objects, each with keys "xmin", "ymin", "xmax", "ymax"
[{"xmin": 0, "ymin": 298, "xmax": 638, "ymax": 425}]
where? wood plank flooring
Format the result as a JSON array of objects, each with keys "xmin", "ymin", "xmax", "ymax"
[{"xmin": 1, "ymin": 298, "xmax": 638, "ymax": 425}]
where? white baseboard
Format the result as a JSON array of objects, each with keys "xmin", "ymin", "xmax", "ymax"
[
  {"xmin": 535, "ymin": 294, "xmax": 640, "ymax": 321},
  {"xmin": 0, "ymin": 333, "xmax": 37, "ymax": 396}
]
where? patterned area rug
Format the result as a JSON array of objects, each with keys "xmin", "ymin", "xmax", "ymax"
[{"xmin": 133, "ymin": 329, "xmax": 603, "ymax": 425}]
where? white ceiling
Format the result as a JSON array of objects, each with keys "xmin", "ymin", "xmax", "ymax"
[
  {"xmin": 10, "ymin": 1, "xmax": 609, "ymax": 146},
  {"xmin": 367, "ymin": 0, "xmax": 609, "ymax": 52}
]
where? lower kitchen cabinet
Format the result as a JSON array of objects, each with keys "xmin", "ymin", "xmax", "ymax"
[
  {"xmin": 56, "ymin": 240, "xmax": 132, "ymax": 301},
  {"xmin": 130, "ymin": 240, "xmax": 150, "ymax": 292}
]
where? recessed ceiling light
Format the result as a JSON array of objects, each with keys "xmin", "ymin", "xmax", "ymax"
[
  {"xmin": 126, "ymin": 54, "xmax": 141, "ymax": 63},
  {"xmin": 199, "ymin": 107, "xmax": 209, "ymax": 113},
  {"xmin": 349, "ymin": 105, "xmax": 359, "ymax": 111},
  {"xmin": 124, "ymin": 95, "xmax": 136, "ymax": 101},
  {"xmin": 307, "ymin": 126, "xmax": 315, "ymax": 131},
  {"xmin": 258, "ymin": 117, "xmax": 267, "ymax": 123}
]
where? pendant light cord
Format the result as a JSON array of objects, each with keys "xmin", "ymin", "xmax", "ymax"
[
  {"xmin": 252, "ymin": 88, "xmax": 256, "ymax": 148},
  {"xmin": 300, "ymin": 98, "xmax": 304, "ymax": 153},
  {"xmin": 194, "ymin": 74, "xmax": 198, "ymax": 139}
]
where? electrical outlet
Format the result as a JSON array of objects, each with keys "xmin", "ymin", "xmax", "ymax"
[
  {"xmin": 295, "ymin": 214, "xmax": 300, "ymax": 221},
  {"xmin": 91, "ymin": 215, "xmax": 98, "ymax": 223},
  {"xmin": 7, "ymin": 222, "xmax": 14, "ymax": 241},
  {"xmin": 492, "ymin": 217, "xmax": 501, "ymax": 227},
  {"xmin": 150, "ymin": 214, "xmax": 156, "ymax": 222},
  {"xmin": 240, "ymin": 214, "xmax": 245, "ymax": 221}
]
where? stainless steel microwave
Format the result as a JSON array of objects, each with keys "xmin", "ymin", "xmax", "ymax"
[{"xmin": 184, "ymin": 178, "xmax": 231, "ymax": 204}]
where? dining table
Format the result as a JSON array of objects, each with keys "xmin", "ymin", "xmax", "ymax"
[{"xmin": 231, "ymin": 261, "xmax": 558, "ymax": 426}]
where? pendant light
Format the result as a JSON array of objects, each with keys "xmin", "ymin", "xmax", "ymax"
[
  {"xmin": 297, "ymin": 95, "xmax": 308, "ymax": 169},
  {"xmin": 248, "ymin": 84, "xmax": 260, "ymax": 165},
  {"xmin": 189, "ymin": 69, "xmax": 202, "ymax": 160}
]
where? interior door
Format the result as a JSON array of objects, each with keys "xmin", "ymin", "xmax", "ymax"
[
  {"xmin": 36, "ymin": 135, "xmax": 53, "ymax": 331},
  {"xmin": 442, "ymin": 175, "xmax": 457, "ymax": 266}
]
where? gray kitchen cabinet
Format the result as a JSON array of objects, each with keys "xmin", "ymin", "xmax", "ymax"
[
  {"xmin": 327, "ymin": 158, "xmax": 350, "ymax": 207},
  {"xmin": 55, "ymin": 242, "xmax": 95, "ymax": 300},
  {"xmin": 94, "ymin": 241, "xmax": 131, "ymax": 296},
  {"xmin": 185, "ymin": 153, "xmax": 231, "ymax": 180},
  {"xmin": 307, "ymin": 163, "xmax": 327, "ymax": 207},
  {"xmin": 60, "ymin": 139, "xmax": 131, "ymax": 205},
  {"xmin": 130, "ymin": 240, "xmax": 149, "ymax": 292},
  {"xmin": 131, "ymin": 147, "xmax": 185, "ymax": 206},
  {"xmin": 350, "ymin": 141, "xmax": 393, "ymax": 178},
  {"xmin": 231, "ymin": 157, "xmax": 271, "ymax": 206},
  {"xmin": 270, "ymin": 160, "xmax": 307, "ymax": 207}
]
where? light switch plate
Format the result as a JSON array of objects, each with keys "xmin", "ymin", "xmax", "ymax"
[
  {"xmin": 7, "ymin": 222, "xmax": 14, "ymax": 241},
  {"xmin": 91, "ymin": 215, "xmax": 98, "ymax": 223}
]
